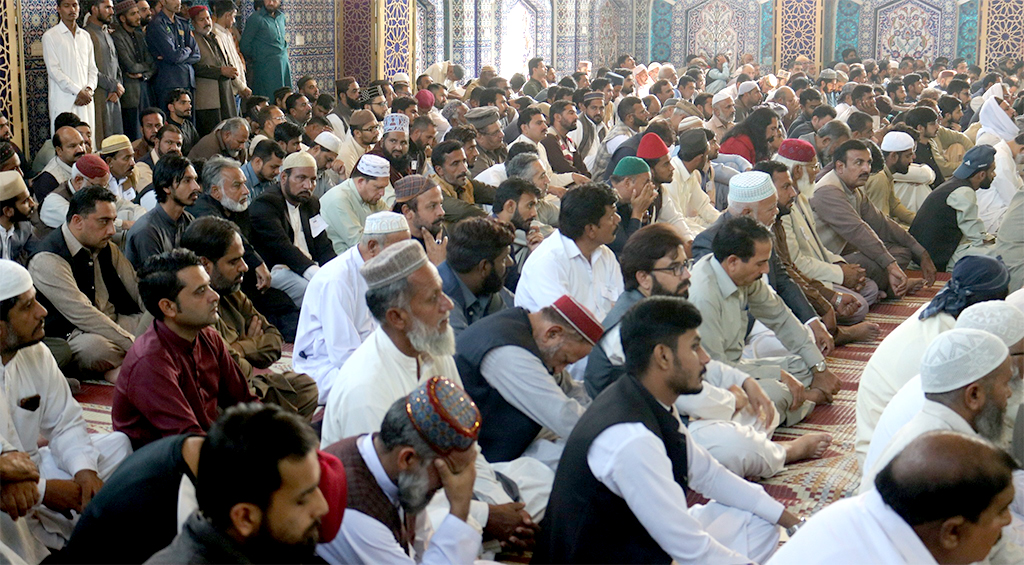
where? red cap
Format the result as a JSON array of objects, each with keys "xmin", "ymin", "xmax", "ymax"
[
  {"xmin": 415, "ymin": 89, "xmax": 435, "ymax": 109},
  {"xmin": 317, "ymin": 450, "xmax": 347, "ymax": 543},
  {"xmin": 552, "ymin": 295, "xmax": 604, "ymax": 345},
  {"xmin": 776, "ymin": 138, "xmax": 817, "ymax": 163},
  {"xmin": 636, "ymin": 133, "xmax": 669, "ymax": 160},
  {"xmin": 74, "ymin": 154, "xmax": 109, "ymax": 179},
  {"xmin": 187, "ymin": 5, "xmax": 208, "ymax": 18}
]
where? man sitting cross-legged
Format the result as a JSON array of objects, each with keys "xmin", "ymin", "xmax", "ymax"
[{"xmin": 534, "ymin": 295, "xmax": 804, "ymax": 564}]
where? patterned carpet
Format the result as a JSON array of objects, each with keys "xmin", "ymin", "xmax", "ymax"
[{"xmin": 78, "ymin": 274, "xmax": 949, "ymax": 518}]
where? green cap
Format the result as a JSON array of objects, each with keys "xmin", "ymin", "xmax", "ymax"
[{"xmin": 612, "ymin": 156, "xmax": 651, "ymax": 178}]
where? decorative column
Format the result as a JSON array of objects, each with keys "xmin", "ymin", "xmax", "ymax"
[
  {"xmin": 980, "ymin": 0, "xmax": 1024, "ymax": 71},
  {"xmin": 776, "ymin": 0, "xmax": 822, "ymax": 72},
  {"xmin": 380, "ymin": 0, "xmax": 413, "ymax": 80},
  {"xmin": 1, "ymin": 0, "xmax": 26, "ymax": 149}
]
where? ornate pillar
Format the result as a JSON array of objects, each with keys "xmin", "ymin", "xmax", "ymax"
[
  {"xmin": 0, "ymin": 0, "xmax": 26, "ymax": 149},
  {"xmin": 379, "ymin": 0, "xmax": 414, "ymax": 80}
]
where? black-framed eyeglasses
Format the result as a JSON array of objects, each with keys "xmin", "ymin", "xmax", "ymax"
[{"xmin": 650, "ymin": 259, "xmax": 693, "ymax": 277}]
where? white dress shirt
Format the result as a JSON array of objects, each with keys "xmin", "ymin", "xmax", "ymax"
[
  {"xmin": 293, "ymin": 246, "xmax": 375, "ymax": 403},
  {"xmin": 212, "ymin": 23, "xmax": 248, "ymax": 95},
  {"xmin": 515, "ymin": 230, "xmax": 623, "ymax": 321},
  {"xmin": 42, "ymin": 23, "xmax": 97, "ymax": 142},
  {"xmin": 473, "ymin": 162, "xmax": 507, "ymax": 187},
  {"xmin": 286, "ymin": 201, "xmax": 311, "ymax": 259},
  {"xmin": 667, "ymin": 157, "xmax": 720, "ymax": 234}
]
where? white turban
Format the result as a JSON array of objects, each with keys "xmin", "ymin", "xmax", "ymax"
[
  {"xmin": 920, "ymin": 328, "xmax": 1009, "ymax": 393},
  {"xmin": 977, "ymin": 97, "xmax": 1019, "ymax": 142},
  {"xmin": 955, "ymin": 300, "xmax": 1024, "ymax": 346},
  {"xmin": 0, "ymin": 259, "xmax": 33, "ymax": 302}
]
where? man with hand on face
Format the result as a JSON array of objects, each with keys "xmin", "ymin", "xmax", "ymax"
[
  {"xmin": 491, "ymin": 177, "xmax": 542, "ymax": 292},
  {"xmin": 146, "ymin": 0, "xmax": 199, "ymax": 125},
  {"xmin": 393, "ymin": 174, "xmax": 449, "ymax": 266},
  {"xmin": 131, "ymin": 108, "xmax": 163, "ymax": 162},
  {"xmin": 251, "ymin": 151, "xmax": 336, "ymax": 309},
  {"xmin": 541, "ymin": 100, "xmax": 590, "ymax": 177},
  {"xmin": 321, "ymin": 153, "xmax": 391, "ymax": 254},
  {"xmin": 125, "ymin": 155, "xmax": 198, "ymax": 269},
  {"xmin": 811, "ymin": 139, "xmax": 937, "ymax": 298},
  {"xmin": 607, "ymin": 156, "xmax": 658, "ymax": 257}
]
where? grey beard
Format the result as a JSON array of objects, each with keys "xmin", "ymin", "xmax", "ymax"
[
  {"xmin": 397, "ymin": 463, "xmax": 436, "ymax": 516},
  {"xmin": 975, "ymin": 397, "xmax": 1008, "ymax": 444},
  {"xmin": 220, "ymin": 193, "xmax": 250, "ymax": 212},
  {"xmin": 407, "ymin": 315, "xmax": 455, "ymax": 358}
]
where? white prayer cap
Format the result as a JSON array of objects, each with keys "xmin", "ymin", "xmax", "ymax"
[
  {"xmin": 281, "ymin": 151, "xmax": 316, "ymax": 171},
  {"xmin": 1007, "ymin": 288, "xmax": 1024, "ymax": 313},
  {"xmin": 678, "ymin": 116, "xmax": 704, "ymax": 132},
  {"xmin": 356, "ymin": 154, "xmax": 390, "ymax": 178},
  {"xmin": 728, "ymin": 171, "xmax": 776, "ymax": 204},
  {"xmin": 0, "ymin": 259, "xmax": 33, "ymax": 302},
  {"xmin": 360, "ymin": 239, "xmax": 428, "ymax": 291},
  {"xmin": 314, "ymin": 131, "xmax": 343, "ymax": 154},
  {"xmin": 954, "ymin": 301, "xmax": 1024, "ymax": 347},
  {"xmin": 364, "ymin": 211, "xmax": 409, "ymax": 236},
  {"xmin": 879, "ymin": 131, "xmax": 914, "ymax": 153},
  {"xmin": 392, "ymin": 72, "xmax": 411, "ymax": 86},
  {"xmin": 737, "ymin": 81, "xmax": 760, "ymax": 96},
  {"xmin": 920, "ymin": 328, "xmax": 1008, "ymax": 393},
  {"xmin": 0, "ymin": 171, "xmax": 29, "ymax": 201},
  {"xmin": 711, "ymin": 90, "xmax": 734, "ymax": 106}
]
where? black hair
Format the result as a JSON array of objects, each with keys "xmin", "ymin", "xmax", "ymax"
[
  {"xmin": 506, "ymin": 142, "xmax": 539, "ymax": 162},
  {"xmin": 752, "ymin": 159, "xmax": 789, "ymax": 177},
  {"xmin": 517, "ymin": 107, "xmax": 544, "ymax": 132},
  {"xmin": 811, "ymin": 104, "xmax": 838, "ymax": 120},
  {"xmin": 66, "ymin": 185, "xmax": 116, "ymax": 224},
  {"xmin": 789, "ymin": 77, "xmax": 810, "ymax": 93},
  {"xmin": 528, "ymin": 57, "xmax": 545, "ymax": 74},
  {"xmin": 244, "ymin": 96, "xmax": 270, "ymax": 119},
  {"xmin": 799, "ymin": 88, "xmax": 822, "ymax": 106},
  {"xmin": 165, "ymin": 88, "xmax": 191, "ymax": 109},
  {"xmin": 832, "ymin": 138, "xmax": 871, "ymax": 166},
  {"xmin": 493, "ymin": 177, "xmax": 543, "ymax": 213},
  {"xmin": 711, "ymin": 215, "xmax": 772, "ymax": 263},
  {"xmin": 446, "ymin": 217, "xmax": 515, "ymax": 273},
  {"xmin": 549, "ymin": 100, "xmax": 574, "ymax": 124},
  {"xmin": 617, "ymin": 96, "xmax": 643, "ymax": 123},
  {"xmin": 721, "ymin": 107, "xmax": 779, "ymax": 163},
  {"xmin": 139, "ymin": 107, "xmax": 166, "ymax": 124},
  {"xmin": 251, "ymin": 138, "xmax": 286, "ymax": 162},
  {"xmin": 905, "ymin": 107, "xmax": 939, "ymax": 130},
  {"xmin": 847, "ymin": 111, "xmax": 874, "ymax": 135},
  {"xmin": 621, "ymin": 296, "xmax": 703, "ymax": 377},
  {"xmin": 558, "ymin": 182, "xmax": 618, "ymax": 240},
  {"xmin": 137, "ymin": 249, "xmax": 203, "ymax": 319},
  {"xmin": 316, "ymin": 93, "xmax": 335, "ymax": 109},
  {"xmin": 431, "ymin": 140, "xmax": 463, "ymax": 169},
  {"xmin": 946, "ymin": 79, "xmax": 970, "ymax": 97},
  {"xmin": 153, "ymin": 155, "xmax": 194, "ymax": 204},
  {"xmin": 621, "ymin": 224, "xmax": 686, "ymax": 291},
  {"xmin": 284, "ymin": 92, "xmax": 307, "ymax": 113},
  {"xmin": 273, "ymin": 121, "xmax": 303, "ymax": 144},
  {"xmin": 181, "ymin": 216, "xmax": 241, "ymax": 263}
]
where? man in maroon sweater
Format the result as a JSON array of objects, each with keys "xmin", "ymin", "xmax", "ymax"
[{"xmin": 112, "ymin": 248, "xmax": 255, "ymax": 449}]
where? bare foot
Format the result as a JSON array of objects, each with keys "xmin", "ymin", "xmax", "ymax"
[
  {"xmin": 835, "ymin": 322, "xmax": 881, "ymax": 345},
  {"xmin": 782, "ymin": 432, "xmax": 833, "ymax": 463},
  {"xmin": 905, "ymin": 278, "xmax": 925, "ymax": 294}
]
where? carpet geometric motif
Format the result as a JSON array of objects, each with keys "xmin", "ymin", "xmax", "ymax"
[{"xmin": 0, "ymin": 0, "xmax": 17, "ymax": 138}]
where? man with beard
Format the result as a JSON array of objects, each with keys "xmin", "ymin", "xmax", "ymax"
[
  {"xmin": 136, "ymin": 0, "xmax": 150, "ymax": 25},
  {"xmin": 241, "ymin": 139, "xmax": 285, "ymax": 198},
  {"xmin": 720, "ymin": 108, "xmax": 782, "ymax": 168},
  {"xmin": 132, "ymin": 108, "xmax": 163, "ymax": 161},
  {"xmin": 0, "ymin": 259, "xmax": 132, "ymax": 563},
  {"xmin": 799, "ymin": 119, "xmax": 850, "ymax": 174},
  {"xmin": 307, "ymin": 130, "xmax": 343, "ymax": 198},
  {"xmin": 492, "ymin": 177, "xmax": 542, "ymax": 291},
  {"xmin": 438, "ymin": 217, "xmax": 515, "ymax": 336},
  {"xmin": 0, "ymin": 114, "xmax": 28, "ymax": 178},
  {"xmin": 571, "ymin": 92, "xmax": 607, "ymax": 174},
  {"xmin": 321, "ymin": 154, "xmax": 390, "ymax": 254},
  {"xmin": 329, "ymin": 76, "xmax": 360, "ymax": 136},
  {"xmin": 111, "ymin": 0, "xmax": 155, "ymax": 141},
  {"xmin": 126, "ymin": 155, "xmax": 198, "ymax": 269},
  {"xmin": 360, "ymin": 85, "xmax": 388, "ymax": 122},
  {"xmin": 668, "ymin": 128, "xmax": 720, "ymax": 234},
  {"xmin": 466, "ymin": 107, "xmax": 507, "ymax": 178},
  {"xmin": 98, "ymin": 135, "xmax": 148, "ymax": 228},
  {"xmin": 238, "ymin": 0, "xmax": 291, "ymax": 98},
  {"xmin": 536, "ymin": 296, "xmax": 804, "ymax": 564},
  {"xmin": 910, "ymin": 145, "xmax": 998, "ymax": 271},
  {"xmin": 431, "ymin": 140, "xmax": 492, "ymax": 224},
  {"xmin": 250, "ymin": 104, "xmax": 285, "ymax": 148},
  {"xmin": 409, "ymin": 116, "xmax": 437, "ymax": 175},
  {"xmin": 393, "ymin": 174, "xmax": 448, "ymax": 265},
  {"xmin": 367, "ymin": 113, "xmax": 413, "ymax": 186},
  {"xmin": 0, "ymin": 172, "xmax": 37, "ymax": 264},
  {"xmin": 322, "ymin": 240, "xmax": 552, "ymax": 550},
  {"xmin": 456, "ymin": 293, "xmax": 600, "ymax": 468},
  {"xmin": 540, "ymin": 100, "xmax": 590, "ymax": 177},
  {"xmin": 284, "ymin": 93, "xmax": 313, "ymax": 128},
  {"xmin": 811, "ymin": 140, "xmax": 936, "ymax": 297},
  {"xmin": 864, "ymin": 130, "xmax": 918, "ymax": 227},
  {"xmin": 189, "ymin": 5, "xmax": 237, "ymax": 137},
  {"xmin": 34, "ymin": 126, "xmax": 87, "ymax": 202},
  {"xmin": 182, "ymin": 217, "xmax": 318, "ymax": 420},
  {"xmin": 164, "ymin": 88, "xmax": 199, "ymax": 156},
  {"xmin": 607, "ymin": 157, "xmax": 658, "ymax": 257},
  {"xmin": 320, "ymin": 377, "xmax": 482, "ymax": 564},
  {"xmin": 188, "ymin": 117, "xmax": 250, "ymax": 161},
  {"xmin": 146, "ymin": 0, "xmax": 199, "ymax": 121},
  {"xmin": 592, "ymin": 97, "xmax": 647, "ymax": 181},
  {"xmin": 512, "ymin": 107, "xmax": 587, "ymax": 190},
  {"xmin": 251, "ymin": 151, "xmax": 336, "ymax": 308},
  {"xmin": 705, "ymin": 91, "xmax": 735, "ymax": 143},
  {"xmin": 338, "ymin": 110, "xmax": 379, "ymax": 177},
  {"xmin": 787, "ymin": 89, "xmax": 826, "ymax": 139}
]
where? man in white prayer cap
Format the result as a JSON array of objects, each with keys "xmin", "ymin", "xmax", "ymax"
[
  {"xmin": 0, "ymin": 259, "xmax": 132, "ymax": 563},
  {"xmin": 319, "ymin": 153, "xmax": 392, "ymax": 254},
  {"xmin": 294, "ymin": 211, "xmax": 410, "ymax": 403},
  {"xmin": 320, "ymin": 239, "xmax": 555, "ymax": 553},
  {"xmin": 705, "ymin": 90, "xmax": 735, "ymax": 143},
  {"xmin": 733, "ymin": 81, "xmax": 763, "ymax": 123},
  {"xmin": 310, "ymin": 130, "xmax": 344, "ymax": 199}
]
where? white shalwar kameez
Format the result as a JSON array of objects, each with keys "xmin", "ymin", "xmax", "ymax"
[{"xmin": 41, "ymin": 23, "xmax": 97, "ymax": 145}]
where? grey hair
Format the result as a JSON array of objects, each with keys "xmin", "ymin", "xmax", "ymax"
[
  {"xmin": 505, "ymin": 152, "xmax": 542, "ymax": 179},
  {"xmin": 221, "ymin": 117, "xmax": 250, "ymax": 136},
  {"xmin": 359, "ymin": 231, "xmax": 388, "ymax": 248},
  {"xmin": 818, "ymin": 119, "xmax": 852, "ymax": 140},
  {"xmin": 365, "ymin": 275, "xmax": 413, "ymax": 323},
  {"xmin": 201, "ymin": 155, "xmax": 243, "ymax": 193},
  {"xmin": 379, "ymin": 397, "xmax": 436, "ymax": 460}
]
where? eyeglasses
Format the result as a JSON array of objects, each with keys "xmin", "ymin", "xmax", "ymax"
[
  {"xmin": 360, "ymin": 125, "xmax": 381, "ymax": 132},
  {"xmin": 650, "ymin": 259, "xmax": 693, "ymax": 277}
]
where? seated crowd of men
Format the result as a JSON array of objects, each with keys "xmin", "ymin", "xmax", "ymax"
[{"xmin": 2, "ymin": 39, "xmax": 1024, "ymax": 564}]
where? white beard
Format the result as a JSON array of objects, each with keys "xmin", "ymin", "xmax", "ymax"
[
  {"xmin": 220, "ymin": 194, "xmax": 250, "ymax": 212},
  {"xmin": 407, "ymin": 315, "xmax": 456, "ymax": 358}
]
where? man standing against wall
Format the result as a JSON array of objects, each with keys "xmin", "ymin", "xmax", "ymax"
[
  {"xmin": 146, "ymin": 0, "xmax": 199, "ymax": 114},
  {"xmin": 42, "ymin": 0, "xmax": 98, "ymax": 144},
  {"xmin": 85, "ymin": 0, "xmax": 125, "ymax": 141},
  {"xmin": 240, "ymin": 0, "xmax": 292, "ymax": 99}
]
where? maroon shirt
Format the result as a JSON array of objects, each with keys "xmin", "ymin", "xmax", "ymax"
[{"xmin": 112, "ymin": 320, "xmax": 257, "ymax": 449}]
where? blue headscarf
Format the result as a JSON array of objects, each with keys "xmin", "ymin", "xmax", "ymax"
[{"xmin": 919, "ymin": 256, "xmax": 1010, "ymax": 320}]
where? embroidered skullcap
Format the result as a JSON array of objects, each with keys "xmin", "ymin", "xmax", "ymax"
[
  {"xmin": 776, "ymin": 138, "xmax": 817, "ymax": 163},
  {"xmin": 280, "ymin": 150, "xmax": 316, "ymax": 171},
  {"xmin": 314, "ymin": 131, "xmax": 343, "ymax": 154},
  {"xmin": 678, "ymin": 128, "xmax": 708, "ymax": 154},
  {"xmin": 359, "ymin": 85, "xmax": 384, "ymax": 103},
  {"xmin": 920, "ymin": 256, "xmax": 1010, "ymax": 320},
  {"xmin": 465, "ymin": 106, "xmax": 499, "ymax": 130},
  {"xmin": 606, "ymin": 72, "xmax": 624, "ymax": 87},
  {"xmin": 360, "ymin": 238, "xmax": 428, "ymax": 291},
  {"xmin": 415, "ymin": 89, "xmax": 435, "ymax": 110},
  {"xmin": 363, "ymin": 211, "xmax": 409, "ymax": 235},
  {"xmin": 728, "ymin": 171, "xmax": 776, "ymax": 204},
  {"xmin": 953, "ymin": 145, "xmax": 997, "ymax": 180},
  {"xmin": 348, "ymin": 109, "xmax": 376, "ymax": 129},
  {"xmin": 405, "ymin": 376, "xmax": 481, "ymax": 455},
  {"xmin": 0, "ymin": 171, "xmax": 28, "ymax": 201},
  {"xmin": 98, "ymin": 134, "xmax": 132, "ymax": 155},
  {"xmin": 480, "ymin": 65, "xmax": 497, "ymax": 73},
  {"xmin": 316, "ymin": 451, "xmax": 347, "ymax": 543},
  {"xmin": 381, "ymin": 113, "xmax": 409, "ymax": 135},
  {"xmin": 737, "ymin": 81, "xmax": 760, "ymax": 96},
  {"xmin": 392, "ymin": 72, "xmax": 411, "ymax": 86},
  {"xmin": 73, "ymin": 154, "xmax": 109, "ymax": 179},
  {"xmin": 636, "ymin": 133, "xmax": 669, "ymax": 160},
  {"xmin": 880, "ymin": 131, "xmax": 915, "ymax": 153},
  {"xmin": 611, "ymin": 156, "xmax": 650, "ymax": 177},
  {"xmin": 551, "ymin": 295, "xmax": 604, "ymax": 345},
  {"xmin": 0, "ymin": 142, "xmax": 15, "ymax": 165},
  {"xmin": 920, "ymin": 329, "xmax": 1008, "ymax": 393},
  {"xmin": 819, "ymin": 69, "xmax": 837, "ymax": 81},
  {"xmin": 711, "ymin": 90, "xmax": 733, "ymax": 106},
  {"xmin": 583, "ymin": 91, "xmax": 605, "ymax": 103},
  {"xmin": 443, "ymin": 101, "xmax": 469, "ymax": 123},
  {"xmin": 113, "ymin": 0, "xmax": 135, "ymax": 15},
  {"xmin": 355, "ymin": 154, "xmax": 390, "ymax": 178},
  {"xmin": 393, "ymin": 174, "xmax": 437, "ymax": 203},
  {"xmin": 0, "ymin": 259, "xmax": 33, "ymax": 302},
  {"xmin": 954, "ymin": 300, "xmax": 1024, "ymax": 347},
  {"xmin": 1008, "ymin": 288, "xmax": 1024, "ymax": 313},
  {"xmin": 187, "ymin": 5, "xmax": 207, "ymax": 18}
]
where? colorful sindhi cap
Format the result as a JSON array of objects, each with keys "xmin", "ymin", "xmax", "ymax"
[
  {"xmin": 405, "ymin": 376, "xmax": 481, "ymax": 455},
  {"xmin": 552, "ymin": 295, "xmax": 604, "ymax": 345}
]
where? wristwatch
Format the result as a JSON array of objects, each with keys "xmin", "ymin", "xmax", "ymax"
[
  {"xmin": 786, "ymin": 518, "xmax": 807, "ymax": 537},
  {"xmin": 813, "ymin": 360, "xmax": 827, "ymax": 373}
]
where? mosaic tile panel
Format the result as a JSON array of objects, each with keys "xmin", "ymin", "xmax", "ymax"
[
  {"xmin": 342, "ymin": 0, "xmax": 373, "ymax": 82},
  {"xmin": 20, "ymin": 0, "xmax": 60, "ymax": 155},
  {"xmin": 416, "ymin": 0, "xmax": 445, "ymax": 74},
  {"xmin": 576, "ymin": 0, "xmax": 593, "ymax": 70},
  {"xmin": 834, "ymin": 0, "xmax": 859, "ymax": 60},
  {"xmin": 591, "ymin": 0, "xmax": 631, "ymax": 68},
  {"xmin": 860, "ymin": 0, "xmax": 958, "ymax": 61},
  {"xmin": 383, "ymin": 0, "xmax": 412, "ymax": 79},
  {"xmin": 956, "ymin": 0, "xmax": 978, "ymax": 63},
  {"xmin": 778, "ymin": 0, "xmax": 820, "ymax": 70},
  {"xmin": 983, "ymin": 0, "xmax": 1024, "ymax": 71},
  {"xmin": 0, "ymin": 0, "xmax": 21, "ymax": 146},
  {"xmin": 649, "ymin": 0, "xmax": 673, "ymax": 63},
  {"xmin": 634, "ymin": 0, "xmax": 650, "ymax": 64},
  {"xmin": 760, "ymin": 0, "xmax": 773, "ymax": 67},
  {"xmin": 450, "ymin": 0, "xmax": 476, "ymax": 73},
  {"xmin": 648, "ymin": 0, "xmax": 763, "ymax": 73}
]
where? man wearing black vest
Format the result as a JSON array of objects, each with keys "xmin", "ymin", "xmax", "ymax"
[
  {"xmin": 455, "ymin": 294, "xmax": 601, "ymax": 468},
  {"xmin": 28, "ymin": 187, "xmax": 147, "ymax": 384},
  {"xmin": 534, "ymin": 296, "xmax": 802, "ymax": 564},
  {"xmin": 910, "ymin": 145, "xmax": 998, "ymax": 271}
]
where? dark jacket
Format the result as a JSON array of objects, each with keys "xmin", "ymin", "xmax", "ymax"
[
  {"xmin": 144, "ymin": 511, "xmax": 252, "ymax": 564},
  {"xmin": 584, "ymin": 288, "xmax": 644, "ymax": 398},
  {"xmin": 146, "ymin": 11, "xmax": 200, "ymax": 99},
  {"xmin": 111, "ymin": 24, "xmax": 155, "ymax": 109},
  {"xmin": 909, "ymin": 177, "xmax": 971, "ymax": 271},
  {"xmin": 250, "ymin": 188, "xmax": 336, "ymax": 275}
]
